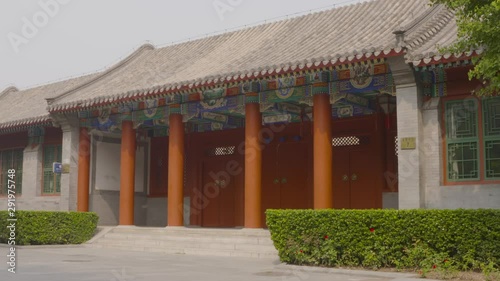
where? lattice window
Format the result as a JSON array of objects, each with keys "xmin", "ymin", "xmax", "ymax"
[
  {"xmin": 483, "ymin": 98, "xmax": 500, "ymax": 179},
  {"xmin": 444, "ymin": 97, "xmax": 500, "ymax": 182},
  {"xmin": 332, "ymin": 136, "xmax": 359, "ymax": 146},
  {"xmin": 483, "ymin": 98, "xmax": 500, "ymax": 137},
  {"xmin": 394, "ymin": 136, "xmax": 399, "ymax": 156},
  {"xmin": 332, "ymin": 136, "xmax": 369, "ymax": 147},
  {"xmin": 447, "ymin": 142, "xmax": 479, "ymax": 180},
  {"xmin": 0, "ymin": 149, "xmax": 23, "ymax": 195},
  {"xmin": 445, "ymin": 100, "xmax": 480, "ymax": 181},
  {"xmin": 42, "ymin": 145, "xmax": 62, "ymax": 194},
  {"xmin": 206, "ymin": 146, "xmax": 236, "ymax": 157},
  {"xmin": 485, "ymin": 140, "xmax": 500, "ymax": 179},
  {"xmin": 446, "ymin": 100, "xmax": 478, "ymax": 139}
]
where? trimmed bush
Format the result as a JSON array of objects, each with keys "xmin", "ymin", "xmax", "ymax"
[
  {"xmin": 266, "ymin": 209, "xmax": 500, "ymax": 271},
  {"xmin": 0, "ymin": 211, "xmax": 98, "ymax": 245}
]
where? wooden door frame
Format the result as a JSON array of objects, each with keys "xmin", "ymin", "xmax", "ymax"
[
  {"xmin": 188, "ymin": 128, "xmax": 245, "ymax": 227},
  {"xmin": 331, "ymin": 114, "xmax": 385, "ymax": 209}
]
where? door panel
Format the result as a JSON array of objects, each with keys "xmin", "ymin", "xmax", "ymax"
[
  {"xmin": 332, "ymin": 133, "xmax": 382, "ymax": 209},
  {"xmin": 262, "ymin": 141, "xmax": 311, "ymax": 225},
  {"xmin": 149, "ymin": 137, "xmax": 168, "ymax": 196},
  {"xmin": 201, "ymin": 158, "xmax": 237, "ymax": 227},
  {"xmin": 262, "ymin": 144, "xmax": 280, "ymax": 225},
  {"xmin": 278, "ymin": 142, "xmax": 309, "ymax": 210},
  {"xmin": 333, "ymin": 149, "xmax": 350, "ymax": 209},
  {"xmin": 349, "ymin": 149, "xmax": 380, "ymax": 209},
  {"xmin": 201, "ymin": 159, "xmax": 221, "ymax": 227}
]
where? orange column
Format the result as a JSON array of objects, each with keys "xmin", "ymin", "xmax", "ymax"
[
  {"xmin": 77, "ymin": 127, "xmax": 90, "ymax": 212},
  {"xmin": 313, "ymin": 94, "xmax": 333, "ymax": 209},
  {"xmin": 244, "ymin": 102, "xmax": 263, "ymax": 228},
  {"xmin": 119, "ymin": 121, "xmax": 136, "ymax": 225},
  {"xmin": 167, "ymin": 113, "xmax": 184, "ymax": 226}
]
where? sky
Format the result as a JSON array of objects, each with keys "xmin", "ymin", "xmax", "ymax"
[{"xmin": 0, "ymin": 0, "xmax": 367, "ymax": 91}]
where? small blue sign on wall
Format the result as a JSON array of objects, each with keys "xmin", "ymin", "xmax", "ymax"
[{"xmin": 53, "ymin": 162, "xmax": 62, "ymax": 174}]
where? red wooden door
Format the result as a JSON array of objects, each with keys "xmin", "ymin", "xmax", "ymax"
[
  {"xmin": 349, "ymin": 149, "xmax": 381, "ymax": 209},
  {"xmin": 201, "ymin": 158, "xmax": 237, "ymax": 227},
  {"xmin": 332, "ymin": 136, "xmax": 382, "ymax": 209},
  {"xmin": 149, "ymin": 137, "xmax": 168, "ymax": 196},
  {"xmin": 278, "ymin": 142, "xmax": 309, "ymax": 210},
  {"xmin": 333, "ymin": 149, "xmax": 350, "ymax": 209},
  {"xmin": 262, "ymin": 144, "xmax": 280, "ymax": 225},
  {"xmin": 262, "ymin": 141, "xmax": 311, "ymax": 225}
]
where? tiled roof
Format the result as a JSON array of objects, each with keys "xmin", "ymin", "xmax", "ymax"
[
  {"xmin": 0, "ymin": 73, "xmax": 101, "ymax": 131},
  {"xmin": 2, "ymin": 0, "xmax": 464, "ymax": 123},
  {"xmin": 48, "ymin": 0, "xmax": 460, "ymax": 112}
]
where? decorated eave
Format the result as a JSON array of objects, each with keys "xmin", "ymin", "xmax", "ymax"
[
  {"xmin": 48, "ymin": 47, "xmax": 403, "ymax": 114},
  {"xmin": 411, "ymin": 50, "xmax": 483, "ymax": 70},
  {"xmin": 75, "ymin": 57, "xmax": 394, "ymax": 135},
  {"xmin": 412, "ymin": 50, "xmax": 484, "ymax": 98},
  {"xmin": 0, "ymin": 116, "xmax": 52, "ymax": 135}
]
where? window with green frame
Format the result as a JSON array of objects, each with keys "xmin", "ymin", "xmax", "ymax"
[
  {"xmin": 42, "ymin": 145, "xmax": 62, "ymax": 194},
  {"xmin": 0, "ymin": 149, "xmax": 23, "ymax": 195},
  {"xmin": 483, "ymin": 97, "xmax": 500, "ymax": 180},
  {"xmin": 445, "ymin": 97, "xmax": 500, "ymax": 182}
]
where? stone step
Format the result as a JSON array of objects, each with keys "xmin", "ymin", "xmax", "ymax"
[
  {"xmin": 89, "ymin": 243, "xmax": 278, "ymax": 259},
  {"xmin": 94, "ymin": 237, "xmax": 276, "ymax": 252},
  {"xmin": 102, "ymin": 232, "xmax": 274, "ymax": 245},
  {"xmin": 89, "ymin": 226, "xmax": 279, "ymax": 259},
  {"xmin": 110, "ymin": 227, "xmax": 272, "ymax": 237}
]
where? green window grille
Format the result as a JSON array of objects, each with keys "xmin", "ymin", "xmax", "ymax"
[
  {"xmin": 483, "ymin": 98, "xmax": 500, "ymax": 179},
  {"xmin": 445, "ymin": 99, "xmax": 480, "ymax": 181},
  {"xmin": 0, "ymin": 149, "xmax": 23, "ymax": 195},
  {"xmin": 43, "ymin": 145, "xmax": 62, "ymax": 194}
]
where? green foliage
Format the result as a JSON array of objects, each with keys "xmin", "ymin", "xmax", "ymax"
[
  {"xmin": 431, "ymin": 0, "xmax": 500, "ymax": 95},
  {"xmin": 266, "ymin": 209, "xmax": 500, "ymax": 271},
  {"xmin": 0, "ymin": 211, "xmax": 98, "ymax": 245}
]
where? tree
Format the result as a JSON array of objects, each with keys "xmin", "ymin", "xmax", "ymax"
[{"xmin": 431, "ymin": 0, "xmax": 500, "ymax": 95}]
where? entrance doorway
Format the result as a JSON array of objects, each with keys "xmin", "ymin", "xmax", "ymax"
[
  {"xmin": 332, "ymin": 136, "xmax": 381, "ymax": 209},
  {"xmin": 332, "ymin": 115, "xmax": 384, "ymax": 209},
  {"xmin": 200, "ymin": 148, "xmax": 244, "ymax": 227},
  {"xmin": 261, "ymin": 123, "xmax": 313, "ymax": 225},
  {"xmin": 189, "ymin": 129, "xmax": 246, "ymax": 228}
]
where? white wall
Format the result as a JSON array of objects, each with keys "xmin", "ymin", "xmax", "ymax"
[
  {"xmin": 90, "ymin": 134, "xmax": 149, "ymax": 225},
  {"xmin": 95, "ymin": 140, "xmax": 121, "ymax": 191},
  {"xmin": 94, "ymin": 137, "xmax": 147, "ymax": 192}
]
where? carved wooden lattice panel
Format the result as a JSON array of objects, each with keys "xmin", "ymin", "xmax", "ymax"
[
  {"xmin": 332, "ymin": 136, "xmax": 369, "ymax": 147},
  {"xmin": 206, "ymin": 146, "xmax": 236, "ymax": 157}
]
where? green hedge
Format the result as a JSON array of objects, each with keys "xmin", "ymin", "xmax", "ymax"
[
  {"xmin": 266, "ymin": 209, "xmax": 500, "ymax": 271},
  {"xmin": 0, "ymin": 211, "xmax": 98, "ymax": 245}
]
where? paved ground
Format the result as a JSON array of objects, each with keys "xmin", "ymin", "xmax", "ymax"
[{"xmin": 0, "ymin": 245, "xmax": 438, "ymax": 281}]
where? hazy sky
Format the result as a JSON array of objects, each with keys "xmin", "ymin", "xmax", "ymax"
[{"xmin": 0, "ymin": 0, "xmax": 365, "ymax": 91}]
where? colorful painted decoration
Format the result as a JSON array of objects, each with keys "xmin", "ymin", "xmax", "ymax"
[
  {"xmin": 420, "ymin": 67, "xmax": 447, "ymax": 97},
  {"xmin": 77, "ymin": 60, "xmax": 396, "ymax": 133},
  {"xmin": 132, "ymin": 99, "xmax": 169, "ymax": 122},
  {"xmin": 330, "ymin": 62, "xmax": 394, "ymax": 96}
]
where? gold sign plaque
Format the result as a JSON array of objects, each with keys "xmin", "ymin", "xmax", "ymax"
[
  {"xmin": 401, "ymin": 137, "xmax": 416, "ymax": 150},
  {"xmin": 62, "ymin": 164, "xmax": 71, "ymax": 174}
]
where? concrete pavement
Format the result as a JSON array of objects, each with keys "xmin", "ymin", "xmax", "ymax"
[{"xmin": 1, "ymin": 245, "xmax": 438, "ymax": 281}]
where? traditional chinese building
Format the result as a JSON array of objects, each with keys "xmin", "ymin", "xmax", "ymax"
[{"xmin": 1, "ymin": 0, "xmax": 498, "ymax": 228}]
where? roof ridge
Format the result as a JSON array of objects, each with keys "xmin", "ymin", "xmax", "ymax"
[
  {"xmin": 393, "ymin": 4, "xmax": 453, "ymax": 50},
  {"xmin": 47, "ymin": 43, "xmax": 155, "ymax": 105},
  {"xmin": 399, "ymin": 4, "xmax": 441, "ymax": 33},
  {"xmin": 405, "ymin": 5, "xmax": 454, "ymax": 48},
  {"xmin": 153, "ymin": 0, "xmax": 371, "ymax": 52},
  {"xmin": 0, "ymin": 86, "xmax": 19, "ymax": 100}
]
